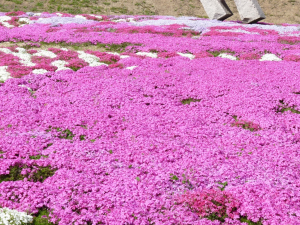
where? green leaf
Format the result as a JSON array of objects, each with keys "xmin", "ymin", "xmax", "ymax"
[{"xmin": 170, "ymin": 173, "xmax": 179, "ymax": 181}]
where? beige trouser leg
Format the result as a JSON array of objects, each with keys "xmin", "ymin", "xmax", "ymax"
[
  {"xmin": 233, "ymin": 0, "xmax": 266, "ymax": 24},
  {"xmin": 199, "ymin": 0, "xmax": 233, "ymax": 21},
  {"xmin": 199, "ymin": 0, "xmax": 266, "ymax": 24}
]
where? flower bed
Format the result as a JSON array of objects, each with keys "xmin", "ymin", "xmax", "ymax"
[{"xmin": 0, "ymin": 11, "xmax": 300, "ymax": 225}]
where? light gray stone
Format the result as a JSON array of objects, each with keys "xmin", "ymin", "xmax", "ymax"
[
  {"xmin": 26, "ymin": 12, "xmax": 35, "ymax": 16},
  {"xmin": 199, "ymin": 0, "xmax": 233, "ymax": 21},
  {"xmin": 233, "ymin": 0, "xmax": 266, "ymax": 24}
]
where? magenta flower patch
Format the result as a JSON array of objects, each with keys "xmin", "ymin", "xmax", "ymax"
[{"xmin": 0, "ymin": 11, "xmax": 300, "ymax": 224}]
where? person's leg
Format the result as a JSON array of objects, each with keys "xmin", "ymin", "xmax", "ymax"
[
  {"xmin": 233, "ymin": 0, "xmax": 266, "ymax": 24},
  {"xmin": 199, "ymin": 0, "xmax": 233, "ymax": 21}
]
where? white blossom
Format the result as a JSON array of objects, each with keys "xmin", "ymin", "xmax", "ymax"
[{"xmin": 0, "ymin": 207, "xmax": 33, "ymax": 225}]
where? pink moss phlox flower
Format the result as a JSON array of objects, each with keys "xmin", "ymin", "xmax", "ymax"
[
  {"xmin": 6, "ymin": 17, "xmax": 20, "ymax": 27},
  {"xmin": 48, "ymin": 48, "xmax": 79, "ymax": 61},
  {"xmin": 5, "ymin": 45, "xmax": 20, "ymax": 53},
  {"xmin": 54, "ymin": 12, "xmax": 74, "ymax": 17},
  {"xmin": 292, "ymin": 132, "xmax": 300, "ymax": 143},
  {"xmin": 95, "ymin": 20, "xmax": 117, "ymax": 25},
  {"xmin": 40, "ymin": 12, "xmax": 54, "ymax": 16},
  {"xmin": 29, "ymin": 43, "xmax": 41, "ymax": 47},
  {"xmin": 66, "ymin": 59, "xmax": 89, "ymax": 70},
  {"xmin": 108, "ymin": 63, "xmax": 124, "ymax": 69},
  {"xmin": 202, "ymin": 28, "xmax": 241, "ymax": 37},
  {"xmin": 86, "ymin": 15, "xmax": 111, "ymax": 21},
  {"xmin": 81, "ymin": 14, "xmax": 103, "ymax": 22},
  {"xmin": 7, "ymin": 65, "xmax": 34, "ymax": 78},
  {"xmin": 281, "ymin": 23, "xmax": 298, "ymax": 26},
  {"xmin": 72, "ymin": 27, "xmax": 92, "ymax": 34},
  {"xmin": 27, "ymin": 49, "xmax": 38, "ymax": 54},
  {"xmin": 85, "ymin": 50, "xmax": 121, "ymax": 63},
  {"xmin": 194, "ymin": 52, "xmax": 214, "ymax": 58},
  {"xmin": 29, "ymin": 16, "xmax": 40, "ymax": 21},
  {"xmin": 283, "ymin": 54, "xmax": 300, "ymax": 62},
  {"xmin": 127, "ymin": 53, "xmax": 147, "ymax": 59},
  {"xmin": 30, "ymin": 56, "xmax": 58, "ymax": 72},
  {"xmin": 242, "ymin": 27, "xmax": 279, "ymax": 36},
  {"xmin": 0, "ymin": 13, "xmax": 300, "ymax": 224},
  {"xmin": 239, "ymin": 53, "xmax": 261, "ymax": 60},
  {"xmin": 231, "ymin": 119, "xmax": 261, "ymax": 131},
  {"xmin": 158, "ymin": 52, "xmax": 178, "ymax": 58},
  {"xmin": 0, "ymin": 52, "xmax": 21, "ymax": 66},
  {"xmin": 203, "ymin": 25, "xmax": 279, "ymax": 37},
  {"xmin": 5, "ymin": 11, "xmax": 26, "ymax": 16},
  {"xmin": 114, "ymin": 24, "xmax": 200, "ymax": 37},
  {"xmin": 278, "ymin": 36, "xmax": 300, "ymax": 45},
  {"xmin": 177, "ymin": 188, "xmax": 240, "ymax": 220},
  {"xmin": 45, "ymin": 27, "xmax": 63, "ymax": 33}
]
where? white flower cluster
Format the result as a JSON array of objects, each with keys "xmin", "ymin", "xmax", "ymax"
[{"xmin": 0, "ymin": 207, "xmax": 33, "ymax": 225}]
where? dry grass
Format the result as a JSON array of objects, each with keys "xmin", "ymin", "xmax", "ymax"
[{"xmin": 0, "ymin": 0, "xmax": 299, "ymax": 25}]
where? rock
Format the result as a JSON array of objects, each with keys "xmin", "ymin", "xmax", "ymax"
[
  {"xmin": 50, "ymin": 22, "xmax": 62, "ymax": 27},
  {"xmin": 26, "ymin": 12, "xmax": 35, "ymax": 16}
]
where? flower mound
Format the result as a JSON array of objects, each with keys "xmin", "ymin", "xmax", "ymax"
[{"xmin": 178, "ymin": 188, "xmax": 240, "ymax": 223}]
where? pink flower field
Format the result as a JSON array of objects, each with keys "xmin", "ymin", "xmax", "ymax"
[{"xmin": 0, "ymin": 10, "xmax": 300, "ymax": 225}]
